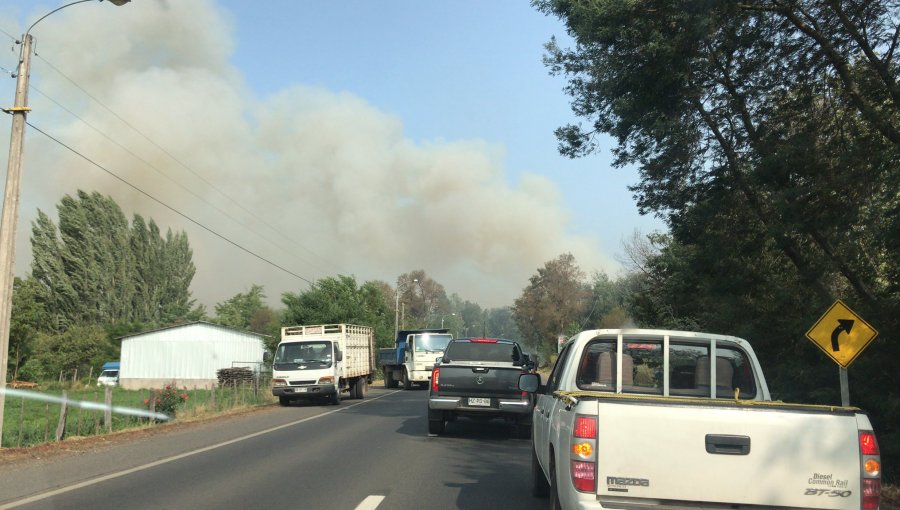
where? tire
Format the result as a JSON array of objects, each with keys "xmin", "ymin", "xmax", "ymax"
[
  {"xmin": 515, "ymin": 419, "xmax": 532, "ymax": 440},
  {"xmin": 351, "ymin": 377, "xmax": 366, "ymax": 399},
  {"xmin": 549, "ymin": 456, "xmax": 562, "ymax": 510},
  {"xmin": 384, "ymin": 368, "xmax": 396, "ymax": 388},
  {"xmin": 428, "ymin": 418, "xmax": 445, "ymax": 435},
  {"xmin": 402, "ymin": 369, "xmax": 411, "ymax": 390},
  {"xmin": 531, "ymin": 444, "xmax": 550, "ymax": 498},
  {"xmin": 278, "ymin": 396, "xmax": 291, "ymax": 407},
  {"xmin": 330, "ymin": 387, "xmax": 341, "ymax": 405}
]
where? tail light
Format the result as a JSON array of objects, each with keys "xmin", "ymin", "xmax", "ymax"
[
  {"xmin": 469, "ymin": 338, "xmax": 498, "ymax": 343},
  {"xmin": 859, "ymin": 431, "xmax": 881, "ymax": 509},
  {"xmin": 431, "ymin": 367, "xmax": 440, "ymax": 392},
  {"xmin": 571, "ymin": 415, "xmax": 597, "ymax": 493}
]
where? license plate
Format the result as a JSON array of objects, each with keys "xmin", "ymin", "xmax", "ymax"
[
  {"xmin": 468, "ymin": 397, "xmax": 490, "ymax": 407},
  {"xmin": 295, "ymin": 387, "xmax": 308, "ymax": 393}
]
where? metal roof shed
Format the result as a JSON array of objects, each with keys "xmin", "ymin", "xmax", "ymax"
[{"xmin": 119, "ymin": 322, "xmax": 267, "ymax": 390}]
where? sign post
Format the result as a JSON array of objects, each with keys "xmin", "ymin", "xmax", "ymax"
[{"xmin": 805, "ymin": 300, "xmax": 878, "ymax": 406}]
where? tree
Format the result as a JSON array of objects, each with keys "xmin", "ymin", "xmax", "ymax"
[
  {"xmin": 29, "ymin": 191, "xmax": 199, "ymax": 328},
  {"xmin": 25, "ymin": 325, "xmax": 113, "ymax": 381},
  {"xmin": 8, "ymin": 277, "xmax": 47, "ymax": 381},
  {"xmin": 396, "ymin": 270, "xmax": 450, "ymax": 328},
  {"xmin": 535, "ymin": 1, "xmax": 899, "ymax": 478},
  {"xmin": 215, "ymin": 285, "xmax": 268, "ymax": 331},
  {"xmin": 513, "ymin": 254, "xmax": 590, "ymax": 358},
  {"xmin": 282, "ymin": 276, "xmax": 394, "ymax": 348}
]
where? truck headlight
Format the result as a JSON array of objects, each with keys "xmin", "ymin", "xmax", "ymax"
[
  {"xmin": 272, "ymin": 379, "xmax": 287, "ymax": 387},
  {"xmin": 318, "ymin": 376, "xmax": 334, "ymax": 385}
]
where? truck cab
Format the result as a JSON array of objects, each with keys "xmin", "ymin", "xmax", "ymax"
[
  {"xmin": 380, "ymin": 329, "xmax": 452, "ymax": 389},
  {"xmin": 272, "ymin": 338, "xmax": 343, "ymax": 404}
]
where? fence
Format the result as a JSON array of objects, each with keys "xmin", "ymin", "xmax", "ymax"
[{"xmin": 1, "ymin": 380, "xmax": 275, "ymax": 449}]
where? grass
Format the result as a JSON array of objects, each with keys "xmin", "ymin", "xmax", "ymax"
[{"xmin": 2, "ymin": 380, "xmax": 275, "ymax": 448}]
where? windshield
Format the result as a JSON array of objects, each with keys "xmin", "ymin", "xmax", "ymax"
[
  {"xmin": 412, "ymin": 334, "xmax": 452, "ymax": 352},
  {"xmin": 99, "ymin": 370, "xmax": 118, "ymax": 377},
  {"xmin": 274, "ymin": 341, "xmax": 333, "ymax": 370}
]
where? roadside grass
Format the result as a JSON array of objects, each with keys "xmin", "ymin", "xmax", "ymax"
[{"xmin": 2, "ymin": 381, "xmax": 275, "ymax": 448}]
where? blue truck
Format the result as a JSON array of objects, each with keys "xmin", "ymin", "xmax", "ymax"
[{"xmin": 379, "ymin": 328, "xmax": 452, "ymax": 389}]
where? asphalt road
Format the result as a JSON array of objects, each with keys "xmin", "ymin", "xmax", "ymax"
[{"xmin": 0, "ymin": 388, "xmax": 545, "ymax": 510}]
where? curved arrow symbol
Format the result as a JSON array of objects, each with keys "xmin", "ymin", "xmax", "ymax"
[{"xmin": 831, "ymin": 319, "xmax": 855, "ymax": 351}]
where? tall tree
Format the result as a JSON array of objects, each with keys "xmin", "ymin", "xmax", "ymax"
[
  {"xmin": 396, "ymin": 270, "xmax": 450, "ymax": 327},
  {"xmin": 29, "ymin": 191, "xmax": 199, "ymax": 328},
  {"xmin": 534, "ymin": 1, "xmax": 899, "ymax": 477},
  {"xmin": 282, "ymin": 276, "xmax": 394, "ymax": 348},
  {"xmin": 215, "ymin": 285, "xmax": 273, "ymax": 333},
  {"xmin": 513, "ymin": 253, "xmax": 590, "ymax": 358},
  {"xmin": 8, "ymin": 277, "xmax": 47, "ymax": 380}
]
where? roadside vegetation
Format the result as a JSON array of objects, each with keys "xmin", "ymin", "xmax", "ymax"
[{"xmin": 1, "ymin": 380, "xmax": 274, "ymax": 449}]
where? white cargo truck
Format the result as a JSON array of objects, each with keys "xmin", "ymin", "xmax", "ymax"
[{"xmin": 272, "ymin": 324, "xmax": 375, "ymax": 406}]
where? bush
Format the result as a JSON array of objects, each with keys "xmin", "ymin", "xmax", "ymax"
[{"xmin": 144, "ymin": 385, "xmax": 188, "ymax": 417}]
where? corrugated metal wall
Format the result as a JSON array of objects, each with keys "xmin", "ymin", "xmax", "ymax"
[{"xmin": 121, "ymin": 323, "xmax": 265, "ymax": 380}]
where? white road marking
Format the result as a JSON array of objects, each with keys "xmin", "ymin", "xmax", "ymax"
[
  {"xmin": 354, "ymin": 495, "xmax": 386, "ymax": 510},
  {"xmin": 0, "ymin": 390, "xmax": 404, "ymax": 510}
]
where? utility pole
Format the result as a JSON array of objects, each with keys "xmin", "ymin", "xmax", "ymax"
[
  {"xmin": 0, "ymin": 32, "xmax": 33, "ymax": 447},
  {"xmin": 0, "ymin": 0, "xmax": 130, "ymax": 447}
]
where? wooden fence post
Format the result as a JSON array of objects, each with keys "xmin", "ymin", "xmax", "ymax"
[
  {"xmin": 55, "ymin": 391, "xmax": 69, "ymax": 441},
  {"xmin": 104, "ymin": 386, "xmax": 113, "ymax": 433},
  {"xmin": 44, "ymin": 403, "xmax": 49, "ymax": 443},
  {"xmin": 17, "ymin": 396, "xmax": 25, "ymax": 447}
]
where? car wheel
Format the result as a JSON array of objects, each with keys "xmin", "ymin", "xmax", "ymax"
[
  {"xmin": 516, "ymin": 419, "xmax": 532, "ymax": 440},
  {"xmin": 383, "ymin": 368, "xmax": 393, "ymax": 388},
  {"xmin": 402, "ymin": 369, "xmax": 411, "ymax": 390},
  {"xmin": 549, "ymin": 456, "xmax": 562, "ymax": 510},
  {"xmin": 278, "ymin": 396, "xmax": 291, "ymax": 407},
  {"xmin": 330, "ymin": 388, "xmax": 341, "ymax": 405},
  {"xmin": 357, "ymin": 378, "xmax": 367, "ymax": 399},
  {"xmin": 531, "ymin": 444, "xmax": 550, "ymax": 497},
  {"xmin": 428, "ymin": 418, "xmax": 445, "ymax": 435}
]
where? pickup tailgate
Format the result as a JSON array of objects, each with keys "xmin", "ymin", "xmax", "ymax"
[
  {"xmin": 593, "ymin": 400, "xmax": 863, "ymax": 509},
  {"xmin": 437, "ymin": 364, "xmax": 522, "ymax": 398}
]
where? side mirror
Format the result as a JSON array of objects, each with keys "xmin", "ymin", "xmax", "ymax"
[
  {"xmin": 435, "ymin": 356, "xmax": 443, "ymax": 364},
  {"xmin": 335, "ymin": 349, "xmax": 343, "ymax": 362},
  {"xmin": 519, "ymin": 373, "xmax": 542, "ymax": 393}
]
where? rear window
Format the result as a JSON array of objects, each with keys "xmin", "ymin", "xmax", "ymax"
[
  {"xmin": 576, "ymin": 338, "xmax": 756, "ymax": 399},
  {"xmin": 445, "ymin": 341, "xmax": 520, "ymax": 363}
]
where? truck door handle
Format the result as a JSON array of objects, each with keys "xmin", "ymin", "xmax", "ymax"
[{"xmin": 705, "ymin": 434, "xmax": 751, "ymax": 455}]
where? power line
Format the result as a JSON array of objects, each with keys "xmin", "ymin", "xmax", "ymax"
[
  {"xmin": 32, "ymin": 53, "xmax": 337, "ymax": 273},
  {"xmin": 26, "ymin": 120, "xmax": 317, "ymax": 287},
  {"xmin": 25, "ymin": 82, "xmax": 333, "ymax": 277}
]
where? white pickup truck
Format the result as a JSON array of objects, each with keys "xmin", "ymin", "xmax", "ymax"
[{"xmin": 520, "ymin": 329, "xmax": 883, "ymax": 510}]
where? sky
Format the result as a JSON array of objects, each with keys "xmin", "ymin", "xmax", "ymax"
[{"xmin": 0, "ymin": 0, "xmax": 666, "ymax": 309}]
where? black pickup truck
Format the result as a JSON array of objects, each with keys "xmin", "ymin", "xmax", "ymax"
[{"xmin": 427, "ymin": 337, "xmax": 535, "ymax": 437}]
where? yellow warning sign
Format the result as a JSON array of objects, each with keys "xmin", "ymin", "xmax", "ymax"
[{"xmin": 806, "ymin": 300, "xmax": 878, "ymax": 368}]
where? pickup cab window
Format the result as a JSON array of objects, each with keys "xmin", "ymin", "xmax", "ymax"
[
  {"xmin": 576, "ymin": 339, "xmax": 757, "ymax": 398},
  {"xmin": 444, "ymin": 340, "xmax": 520, "ymax": 363}
]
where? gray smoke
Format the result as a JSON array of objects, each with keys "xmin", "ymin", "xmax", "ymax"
[{"xmin": 0, "ymin": 0, "xmax": 616, "ymax": 308}]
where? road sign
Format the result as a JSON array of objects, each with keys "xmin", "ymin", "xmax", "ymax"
[{"xmin": 806, "ymin": 300, "xmax": 878, "ymax": 368}]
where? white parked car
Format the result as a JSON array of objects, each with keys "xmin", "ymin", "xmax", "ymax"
[{"xmin": 96, "ymin": 369, "xmax": 119, "ymax": 387}]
